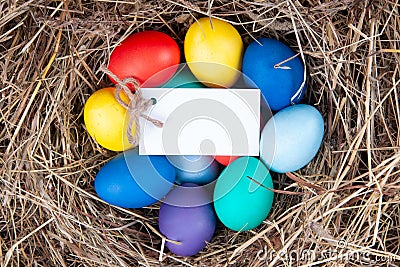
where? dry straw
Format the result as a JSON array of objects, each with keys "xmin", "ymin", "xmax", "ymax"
[{"xmin": 1, "ymin": 1, "xmax": 399, "ymax": 266}]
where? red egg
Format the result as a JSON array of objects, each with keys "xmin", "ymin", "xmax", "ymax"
[
  {"xmin": 108, "ymin": 31, "xmax": 180, "ymax": 88},
  {"xmin": 215, "ymin": 156, "xmax": 240, "ymax": 166}
]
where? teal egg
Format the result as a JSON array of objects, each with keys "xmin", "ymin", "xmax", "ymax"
[
  {"xmin": 213, "ymin": 157, "xmax": 274, "ymax": 231},
  {"xmin": 162, "ymin": 65, "xmax": 206, "ymax": 88}
]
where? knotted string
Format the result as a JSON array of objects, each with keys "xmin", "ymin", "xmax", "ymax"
[{"xmin": 100, "ymin": 66, "xmax": 163, "ymax": 147}]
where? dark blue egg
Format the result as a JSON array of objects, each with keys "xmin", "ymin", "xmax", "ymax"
[
  {"xmin": 94, "ymin": 148, "xmax": 176, "ymax": 208},
  {"xmin": 242, "ymin": 38, "xmax": 305, "ymax": 111}
]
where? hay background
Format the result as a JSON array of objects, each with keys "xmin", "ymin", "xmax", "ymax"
[{"xmin": 1, "ymin": 0, "xmax": 399, "ymax": 266}]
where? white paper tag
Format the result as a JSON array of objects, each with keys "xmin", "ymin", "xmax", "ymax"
[{"xmin": 139, "ymin": 88, "xmax": 260, "ymax": 156}]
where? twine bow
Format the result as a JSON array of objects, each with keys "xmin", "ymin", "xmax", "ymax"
[{"xmin": 100, "ymin": 66, "xmax": 163, "ymax": 147}]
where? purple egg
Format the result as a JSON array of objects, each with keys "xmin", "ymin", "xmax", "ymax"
[{"xmin": 158, "ymin": 183, "xmax": 216, "ymax": 256}]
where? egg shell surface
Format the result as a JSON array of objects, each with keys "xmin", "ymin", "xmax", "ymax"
[
  {"xmin": 94, "ymin": 148, "xmax": 176, "ymax": 208},
  {"xmin": 213, "ymin": 157, "xmax": 274, "ymax": 231},
  {"xmin": 214, "ymin": 155, "xmax": 240, "ymax": 166},
  {"xmin": 159, "ymin": 183, "xmax": 216, "ymax": 256},
  {"xmin": 84, "ymin": 87, "xmax": 133, "ymax": 152},
  {"xmin": 108, "ymin": 31, "xmax": 180, "ymax": 88},
  {"xmin": 161, "ymin": 65, "xmax": 206, "ymax": 88},
  {"xmin": 242, "ymin": 38, "xmax": 305, "ymax": 111},
  {"xmin": 167, "ymin": 155, "xmax": 219, "ymax": 185},
  {"xmin": 184, "ymin": 17, "xmax": 243, "ymax": 87},
  {"xmin": 260, "ymin": 104, "xmax": 324, "ymax": 173}
]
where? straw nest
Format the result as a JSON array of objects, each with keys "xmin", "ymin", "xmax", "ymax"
[{"xmin": 1, "ymin": 1, "xmax": 399, "ymax": 266}]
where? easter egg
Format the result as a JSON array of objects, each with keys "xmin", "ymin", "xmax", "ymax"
[
  {"xmin": 184, "ymin": 17, "xmax": 243, "ymax": 87},
  {"xmin": 214, "ymin": 155, "xmax": 239, "ymax": 166},
  {"xmin": 159, "ymin": 183, "xmax": 216, "ymax": 256},
  {"xmin": 161, "ymin": 64, "xmax": 206, "ymax": 88},
  {"xmin": 108, "ymin": 31, "xmax": 180, "ymax": 88},
  {"xmin": 167, "ymin": 155, "xmax": 219, "ymax": 185},
  {"xmin": 242, "ymin": 38, "xmax": 305, "ymax": 111},
  {"xmin": 213, "ymin": 157, "xmax": 274, "ymax": 231},
  {"xmin": 260, "ymin": 104, "xmax": 324, "ymax": 173},
  {"xmin": 94, "ymin": 148, "xmax": 176, "ymax": 208},
  {"xmin": 84, "ymin": 87, "xmax": 133, "ymax": 152}
]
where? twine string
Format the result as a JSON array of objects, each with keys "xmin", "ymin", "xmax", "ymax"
[{"xmin": 100, "ymin": 66, "xmax": 163, "ymax": 147}]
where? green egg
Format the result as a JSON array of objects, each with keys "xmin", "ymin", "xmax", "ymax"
[
  {"xmin": 162, "ymin": 64, "xmax": 206, "ymax": 88},
  {"xmin": 213, "ymin": 157, "xmax": 274, "ymax": 231}
]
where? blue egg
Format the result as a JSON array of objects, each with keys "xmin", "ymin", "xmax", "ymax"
[
  {"xmin": 94, "ymin": 148, "xmax": 176, "ymax": 208},
  {"xmin": 242, "ymin": 38, "xmax": 305, "ymax": 111},
  {"xmin": 162, "ymin": 64, "xmax": 206, "ymax": 88},
  {"xmin": 175, "ymin": 165, "xmax": 219, "ymax": 185},
  {"xmin": 166, "ymin": 155, "xmax": 219, "ymax": 185},
  {"xmin": 260, "ymin": 104, "xmax": 324, "ymax": 173}
]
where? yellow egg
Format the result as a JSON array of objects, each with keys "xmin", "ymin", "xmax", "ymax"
[
  {"xmin": 184, "ymin": 17, "xmax": 243, "ymax": 87},
  {"xmin": 84, "ymin": 87, "xmax": 134, "ymax": 151}
]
